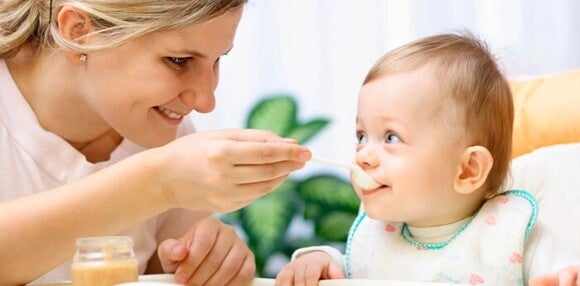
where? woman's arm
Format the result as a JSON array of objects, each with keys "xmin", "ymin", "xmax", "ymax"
[
  {"xmin": 0, "ymin": 129, "xmax": 310, "ymax": 284},
  {"xmin": 0, "ymin": 151, "xmax": 169, "ymax": 284}
]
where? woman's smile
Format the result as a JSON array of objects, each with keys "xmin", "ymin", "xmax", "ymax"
[{"xmin": 155, "ymin": 106, "xmax": 185, "ymax": 124}]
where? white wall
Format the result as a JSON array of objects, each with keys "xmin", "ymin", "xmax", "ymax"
[{"xmin": 192, "ymin": 0, "xmax": 580, "ymax": 176}]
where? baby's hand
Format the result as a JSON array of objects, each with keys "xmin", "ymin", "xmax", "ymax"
[
  {"xmin": 275, "ymin": 251, "xmax": 344, "ymax": 286},
  {"xmin": 529, "ymin": 266, "xmax": 580, "ymax": 286}
]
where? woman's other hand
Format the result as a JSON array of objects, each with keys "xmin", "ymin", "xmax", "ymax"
[{"xmin": 157, "ymin": 216, "xmax": 255, "ymax": 286}]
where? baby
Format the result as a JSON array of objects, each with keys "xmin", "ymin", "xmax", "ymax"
[{"xmin": 275, "ymin": 32, "xmax": 580, "ymax": 285}]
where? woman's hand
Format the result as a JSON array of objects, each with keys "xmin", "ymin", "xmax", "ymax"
[
  {"xmin": 153, "ymin": 129, "xmax": 311, "ymax": 212},
  {"xmin": 157, "ymin": 216, "xmax": 255, "ymax": 286}
]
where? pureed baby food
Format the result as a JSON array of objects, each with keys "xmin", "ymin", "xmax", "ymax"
[{"xmin": 71, "ymin": 236, "xmax": 138, "ymax": 286}]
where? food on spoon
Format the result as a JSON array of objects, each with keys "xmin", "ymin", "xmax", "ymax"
[
  {"xmin": 351, "ymin": 165, "xmax": 381, "ymax": 190},
  {"xmin": 310, "ymin": 157, "xmax": 381, "ymax": 190}
]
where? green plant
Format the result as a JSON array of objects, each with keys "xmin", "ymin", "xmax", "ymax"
[{"xmin": 221, "ymin": 94, "xmax": 361, "ymax": 277}]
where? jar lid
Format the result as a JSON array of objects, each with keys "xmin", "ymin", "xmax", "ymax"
[{"xmin": 75, "ymin": 236, "xmax": 134, "ymax": 261}]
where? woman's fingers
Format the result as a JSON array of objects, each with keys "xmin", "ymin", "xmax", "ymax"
[
  {"xmin": 215, "ymin": 140, "xmax": 310, "ymax": 165},
  {"xmin": 156, "ymin": 129, "xmax": 311, "ymax": 212},
  {"xmin": 218, "ymin": 129, "xmax": 295, "ymax": 143},
  {"xmin": 191, "ymin": 237, "xmax": 254, "ymax": 286},
  {"xmin": 172, "ymin": 217, "xmax": 256, "ymax": 286},
  {"xmin": 224, "ymin": 161, "xmax": 304, "ymax": 184}
]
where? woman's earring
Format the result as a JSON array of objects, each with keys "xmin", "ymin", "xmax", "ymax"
[{"xmin": 79, "ymin": 54, "xmax": 87, "ymax": 62}]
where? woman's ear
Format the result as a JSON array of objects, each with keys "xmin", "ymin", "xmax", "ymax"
[
  {"xmin": 454, "ymin": 146, "xmax": 493, "ymax": 194},
  {"xmin": 56, "ymin": 6, "xmax": 93, "ymax": 63}
]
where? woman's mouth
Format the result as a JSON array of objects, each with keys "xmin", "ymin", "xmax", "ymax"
[{"xmin": 155, "ymin": 106, "xmax": 184, "ymax": 120}]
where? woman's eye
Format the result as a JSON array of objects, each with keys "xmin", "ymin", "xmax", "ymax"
[
  {"xmin": 385, "ymin": 132, "xmax": 401, "ymax": 144},
  {"xmin": 166, "ymin": 57, "xmax": 190, "ymax": 67}
]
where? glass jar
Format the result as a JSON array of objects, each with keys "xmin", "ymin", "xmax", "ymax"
[{"xmin": 71, "ymin": 236, "xmax": 139, "ymax": 286}]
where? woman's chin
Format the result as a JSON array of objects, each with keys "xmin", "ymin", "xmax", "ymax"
[{"xmin": 131, "ymin": 133, "xmax": 176, "ymax": 149}]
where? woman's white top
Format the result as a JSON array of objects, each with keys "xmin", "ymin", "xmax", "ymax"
[{"xmin": 0, "ymin": 59, "xmax": 196, "ymax": 284}]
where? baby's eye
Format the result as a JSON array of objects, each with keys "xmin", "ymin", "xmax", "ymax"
[
  {"xmin": 385, "ymin": 132, "xmax": 401, "ymax": 144},
  {"xmin": 166, "ymin": 57, "xmax": 191, "ymax": 67},
  {"xmin": 356, "ymin": 132, "xmax": 368, "ymax": 145}
]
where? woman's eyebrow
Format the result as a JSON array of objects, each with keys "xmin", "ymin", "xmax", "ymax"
[{"xmin": 171, "ymin": 45, "xmax": 234, "ymax": 58}]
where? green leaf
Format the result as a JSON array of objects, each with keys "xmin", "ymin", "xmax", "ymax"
[
  {"xmin": 296, "ymin": 174, "xmax": 360, "ymax": 212},
  {"xmin": 303, "ymin": 203, "xmax": 323, "ymax": 220},
  {"xmin": 246, "ymin": 95, "xmax": 297, "ymax": 137},
  {"xmin": 239, "ymin": 180, "xmax": 298, "ymax": 259},
  {"xmin": 315, "ymin": 211, "xmax": 357, "ymax": 241},
  {"xmin": 286, "ymin": 119, "xmax": 330, "ymax": 144}
]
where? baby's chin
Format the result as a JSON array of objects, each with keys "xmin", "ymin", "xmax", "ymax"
[{"xmin": 362, "ymin": 204, "xmax": 400, "ymax": 221}]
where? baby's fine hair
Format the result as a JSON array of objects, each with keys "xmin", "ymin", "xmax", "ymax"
[
  {"xmin": 0, "ymin": 0, "xmax": 247, "ymax": 58},
  {"xmin": 363, "ymin": 31, "xmax": 513, "ymax": 198}
]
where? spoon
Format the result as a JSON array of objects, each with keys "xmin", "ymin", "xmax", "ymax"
[{"xmin": 310, "ymin": 157, "xmax": 381, "ymax": 190}]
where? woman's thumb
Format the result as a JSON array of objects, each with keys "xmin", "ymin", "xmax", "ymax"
[{"xmin": 157, "ymin": 238, "xmax": 188, "ymax": 272}]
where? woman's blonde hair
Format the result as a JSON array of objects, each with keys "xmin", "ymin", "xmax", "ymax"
[
  {"xmin": 364, "ymin": 32, "xmax": 514, "ymax": 198},
  {"xmin": 0, "ymin": 0, "xmax": 247, "ymax": 58}
]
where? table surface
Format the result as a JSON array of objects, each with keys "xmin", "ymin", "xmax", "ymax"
[
  {"xmin": 123, "ymin": 274, "xmax": 462, "ymax": 286},
  {"xmin": 45, "ymin": 274, "xmax": 463, "ymax": 286}
]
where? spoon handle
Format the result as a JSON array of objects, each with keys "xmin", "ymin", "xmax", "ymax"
[
  {"xmin": 311, "ymin": 156, "xmax": 381, "ymax": 190},
  {"xmin": 310, "ymin": 156, "xmax": 354, "ymax": 170}
]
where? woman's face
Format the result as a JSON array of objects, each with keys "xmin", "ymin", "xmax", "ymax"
[
  {"xmin": 354, "ymin": 64, "xmax": 472, "ymax": 227},
  {"xmin": 79, "ymin": 8, "xmax": 243, "ymax": 148}
]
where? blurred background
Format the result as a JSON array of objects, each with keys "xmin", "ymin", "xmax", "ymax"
[
  {"xmin": 197, "ymin": 0, "xmax": 580, "ymax": 276},
  {"xmin": 194, "ymin": 0, "xmax": 580, "ymax": 170}
]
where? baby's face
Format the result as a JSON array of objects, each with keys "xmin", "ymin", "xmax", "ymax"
[{"xmin": 354, "ymin": 64, "xmax": 473, "ymax": 227}]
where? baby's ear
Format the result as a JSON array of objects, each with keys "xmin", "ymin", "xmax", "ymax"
[{"xmin": 453, "ymin": 146, "xmax": 493, "ymax": 194}]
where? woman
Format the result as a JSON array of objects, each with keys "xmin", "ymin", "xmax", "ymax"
[{"xmin": 0, "ymin": 0, "xmax": 311, "ymax": 285}]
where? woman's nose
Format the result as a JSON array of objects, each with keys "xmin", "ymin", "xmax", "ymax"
[{"xmin": 180, "ymin": 66, "xmax": 218, "ymax": 113}]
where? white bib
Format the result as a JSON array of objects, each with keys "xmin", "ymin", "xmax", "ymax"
[{"xmin": 346, "ymin": 190, "xmax": 537, "ymax": 286}]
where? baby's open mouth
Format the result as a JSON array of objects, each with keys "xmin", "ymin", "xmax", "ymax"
[{"xmin": 361, "ymin": 184, "xmax": 389, "ymax": 195}]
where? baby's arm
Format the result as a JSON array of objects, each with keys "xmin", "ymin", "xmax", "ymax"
[
  {"xmin": 275, "ymin": 246, "xmax": 345, "ymax": 286},
  {"xmin": 526, "ymin": 222, "xmax": 580, "ymax": 285},
  {"xmin": 528, "ymin": 266, "xmax": 580, "ymax": 286}
]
